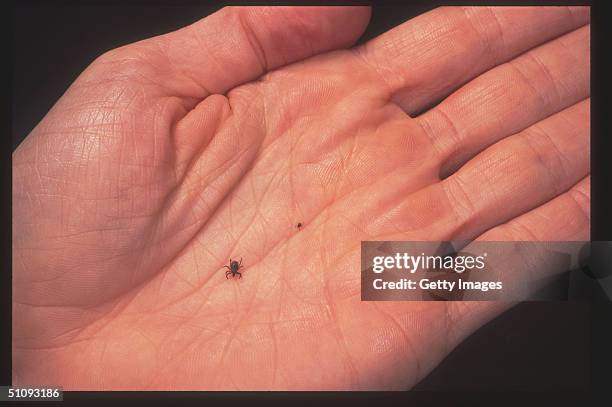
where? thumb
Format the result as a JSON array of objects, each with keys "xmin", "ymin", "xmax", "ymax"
[{"xmin": 93, "ymin": 6, "xmax": 371, "ymax": 100}]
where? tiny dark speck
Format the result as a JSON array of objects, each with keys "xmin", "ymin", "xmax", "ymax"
[{"xmin": 296, "ymin": 222, "xmax": 303, "ymax": 229}]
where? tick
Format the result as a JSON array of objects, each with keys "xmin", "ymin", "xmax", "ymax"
[
  {"xmin": 296, "ymin": 222, "xmax": 303, "ymax": 229},
  {"xmin": 224, "ymin": 258, "xmax": 243, "ymax": 279}
]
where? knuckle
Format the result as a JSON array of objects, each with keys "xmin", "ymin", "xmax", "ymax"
[
  {"xmin": 443, "ymin": 175, "xmax": 477, "ymax": 225},
  {"xmin": 89, "ymin": 41, "xmax": 165, "ymax": 81},
  {"xmin": 567, "ymin": 185, "xmax": 590, "ymax": 221},
  {"xmin": 458, "ymin": 7, "xmax": 505, "ymax": 61},
  {"xmin": 505, "ymin": 219, "xmax": 540, "ymax": 241},
  {"xmin": 519, "ymin": 126, "xmax": 567, "ymax": 195}
]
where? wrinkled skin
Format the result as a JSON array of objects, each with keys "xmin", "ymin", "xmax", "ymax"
[{"xmin": 13, "ymin": 6, "xmax": 590, "ymax": 389}]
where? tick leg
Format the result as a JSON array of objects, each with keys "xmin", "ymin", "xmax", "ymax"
[{"xmin": 237, "ymin": 271, "xmax": 242, "ymax": 279}]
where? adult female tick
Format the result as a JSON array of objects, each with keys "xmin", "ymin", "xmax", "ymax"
[{"xmin": 224, "ymin": 258, "xmax": 243, "ymax": 279}]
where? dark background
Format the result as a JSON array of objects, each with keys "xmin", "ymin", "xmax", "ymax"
[{"xmin": 9, "ymin": 3, "xmax": 610, "ymax": 395}]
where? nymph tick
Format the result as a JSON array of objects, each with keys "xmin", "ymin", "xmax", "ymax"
[{"xmin": 224, "ymin": 258, "xmax": 243, "ymax": 279}]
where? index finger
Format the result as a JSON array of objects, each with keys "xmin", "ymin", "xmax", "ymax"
[{"xmin": 355, "ymin": 6, "xmax": 590, "ymax": 115}]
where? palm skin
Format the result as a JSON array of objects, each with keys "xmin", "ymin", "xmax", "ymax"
[{"xmin": 13, "ymin": 6, "xmax": 590, "ymax": 390}]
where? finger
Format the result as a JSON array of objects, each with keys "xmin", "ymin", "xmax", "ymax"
[
  {"xmin": 481, "ymin": 176, "xmax": 590, "ymax": 242},
  {"xmin": 418, "ymin": 25, "xmax": 590, "ymax": 177},
  {"xmin": 439, "ymin": 99, "xmax": 589, "ymax": 241},
  {"xmin": 445, "ymin": 176, "xmax": 589, "ymax": 348},
  {"xmin": 355, "ymin": 6, "xmax": 589, "ymax": 115},
  {"xmin": 93, "ymin": 6, "xmax": 371, "ymax": 100},
  {"xmin": 360, "ymin": 177, "xmax": 589, "ymax": 389},
  {"xmin": 374, "ymin": 99, "xmax": 589, "ymax": 241},
  {"xmin": 472, "ymin": 177, "xmax": 589, "ymax": 298}
]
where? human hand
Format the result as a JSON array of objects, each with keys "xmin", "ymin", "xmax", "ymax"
[{"xmin": 13, "ymin": 6, "xmax": 590, "ymax": 389}]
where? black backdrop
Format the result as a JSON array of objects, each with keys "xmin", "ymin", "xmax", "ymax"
[{"xmin": 10, "ymin": 3, "xmax": 608, "ymax": 393}]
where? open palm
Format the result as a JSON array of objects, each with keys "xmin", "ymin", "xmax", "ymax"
[{"xmin": 13, "ymin": 6, "xmax": 590, "ymax": 390}]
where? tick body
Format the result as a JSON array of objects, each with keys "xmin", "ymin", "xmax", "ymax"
[{"xmin": 224, "ymin": 258, "xmax": 243, "ymax": 279}]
